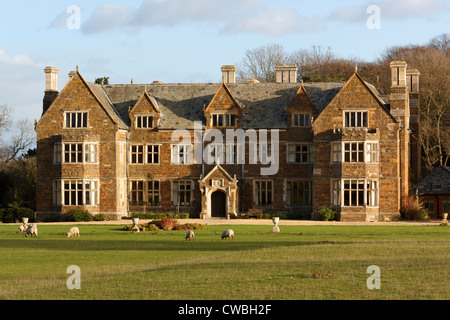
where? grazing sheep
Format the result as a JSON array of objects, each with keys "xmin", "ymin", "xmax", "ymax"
[
  {"xmin": 66, "ymin": 227, "xmax": 80, "ymax": 238},
  {"xmin": 19, "ymin": 225, "xmax": 28, "ymax": 232},
  {"xmin": 185, "ymin": 230, "xmax": 195, "ymax": 240},
  {"xmin": 25, "ymin": 224, "xmax": 38, "ymax": 237},
  {"xmin": 221, "ymin": 229, "xmax": 234, "ymax": 240}
]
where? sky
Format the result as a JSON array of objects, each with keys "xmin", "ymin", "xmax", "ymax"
[{"xmin": 0, "ymin": 0, "xmax": 448, "ymax": 126}]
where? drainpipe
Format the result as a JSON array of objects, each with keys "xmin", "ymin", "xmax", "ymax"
[{"xmin": 126, "ymin": 132, "xmax": 130, "ymax": 217}]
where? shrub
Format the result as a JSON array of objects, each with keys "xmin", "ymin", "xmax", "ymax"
[
  {"xmin": 400, "ymin": 196, "xmax": 429, "ymax": 220},
  {"xmin": 318, "ymin": 206, "xmax": 336, "ymax": 221},
  {"xmin": 160, "ymin": 218, "xmax": 176, "ymax": 231},
  {"xmin": 146, "ymin": 223, "xmax": 160, "ymax": 231},
  {"xmin": 94, "ymin": 213, "xmax": 117, "ymax": 221},
  {"xmin": 184, "ymin": 223, "xmax": 207, "ymax": 230},
  {"xmin": 0, "ymin": 203, "xmax": 35, "ymax": 223},
  {"xmin": 65, "ymin": 209, "xmax": 94, "ymax": 222},
  {"xmin": 131, "ymin": 213, "xmax": 189, "ymax": 219}
]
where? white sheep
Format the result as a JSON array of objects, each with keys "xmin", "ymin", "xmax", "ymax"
[
  {"xmin": 185, "ymin": 230, "xmax": 195, "ymax": 240},
  {"xmin": 66, "ymin": 227, "xmax": 80, "ymax": 238},
  {"xmin": 25, "ymin": 224, "xmax": 38, "ymax": 237},
  {"xmin": 19, "ymin": 225, "xmax": 28, "ymax": 232},
  {"xmin": 221, "ymin": 229, "xmax": 234, "ymax": 240}
]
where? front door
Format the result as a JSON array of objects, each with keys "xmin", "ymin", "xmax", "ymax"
[{"xmin": 211, "ymin": 191, "xmax": 226, "ymax": 217}]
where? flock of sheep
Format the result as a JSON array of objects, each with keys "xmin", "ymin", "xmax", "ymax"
[
  {"xmin": 19, "ymin": 224, "xmax": 80, "ymax": 238},
  {"xmin": 185, "ymin": 229, "xmax": 234, "ymax": 240},
  {"xmin": 19, "ymin": 224, "xmax": 234, "ymax": 241}
]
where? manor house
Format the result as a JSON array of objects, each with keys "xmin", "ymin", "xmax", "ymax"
[{"xmin": 35, "ymin": 62, "xmax": 420, "ymax": 221}]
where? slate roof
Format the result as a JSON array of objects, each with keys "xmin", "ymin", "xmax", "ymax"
[
  {"xmin": 100, "ymin": 82, "xmax": 345, "ymax": 129},
  {"xmin": 415, "ymin": 166, "xmax": 450, "ymax": 195}
]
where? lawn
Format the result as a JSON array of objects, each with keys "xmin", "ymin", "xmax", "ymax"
[{"xmin": 0, "ymin": 223, "xmax": 449, "ymax": 300}]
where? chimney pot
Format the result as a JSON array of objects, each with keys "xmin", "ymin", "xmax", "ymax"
[
  {"xmin": 44, "ymin": 66, "xmax": 59, "ymax": 91},
  {"xmin": 221, "ymin": 65, "xmax": 237, "ymax": 84},
  {"xmin": 390, "ymin": 61, "xmax": 407, "ymax": 87},
  {"xmin": 275, "ymin": 65, "xmax": 298, "ymax": 83}
]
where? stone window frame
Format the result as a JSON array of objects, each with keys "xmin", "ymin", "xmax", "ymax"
[
  {"xmin": 291, "ymin": 112, "xmax": 311, "ymax": 127},
  {"xmin": 253, "ymin": 179, "xmax": 273, "ymax": 207},
  {"xmin": 134, "ymin": 114, "xmax": 155, "ymax": 129},
  {"xmin": 209, "ymin": 112, "xmax": 238, "ymax": 128},
  {"xmin": 147, "ymin": 180, "xmax": 160, "ymax": 207},
  {"xmin": 64, "ymin": 111, "xmax": 89, "ymax": 128},
  {"xmin": 285, "ymin": 179, "xmax": 312, "ymax": 207},
  {"xmin": 130, "ymin": 144, "xmax": 145, "ymax": 164},
  {"xmin": 334, "ymin": 141, "xmax": 379, "ymax": 164},
  {"xmin": 343, "ymin": 142, "xmax": 364, "ymax": 163},
  {"xmin": 337, "ymin": 178, "xmax": 379, "ymax": 208},
  {"xmin": 54, "ymin": 142, "xmax": 99, "ymax": 164},
  {"xmin": 146, "ymin": 144, "xmax": 161, "ymax": 165},
  {"xmin": 130, "ymin": 180, "xmax": 145, "ymax": 206},
  {"xmin": 343, "ymin": 110, "xmax": 368, "ymax": 128},
  {"xmin": 53, "ymin": 179, "xmax": 99, "ymax": 207},
  {"xmin": 172, "ymin": 180, "xmax": 194, "ymax": 206},
  {"xmin": 171, "ymin": 144, "xmax": 193, "ymax": 165},
  {"xmin": 286, "ymin": 143, "xmax": 314, "ymax": 164}
]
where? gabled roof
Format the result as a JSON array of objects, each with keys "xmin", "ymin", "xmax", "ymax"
[
  {"xmin": 204, "ymin": 82, "xmax": 242, "ymax": 112},
  {"xmin": 101, "ymin": 82, "xmax": 343, "ymax": 129},
  {"xmin": 200, "ymin": 163, "xmax": 237, "ymax": 183},
  {"xmin": 130, "ymin": 90, "xmax": 161, "ymax": 114},
  {"xmin": 416, "ymin": 166, "xmax": 450, "ymax": 195},
  {"xmin": 285, "ymin": 82, "xmax": 317, "ymax": 113},
  {"xmin": 314, "ymin": 72, "xmax": 396, "ymax": 125}
]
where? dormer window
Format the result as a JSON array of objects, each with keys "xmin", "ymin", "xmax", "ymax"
[
  {"xmin": 136, "ymin": 115, "xmax": 154, "ymax": 129},
  {"xmin": 292, "ymin": 113, "xmax": 311, "ymax": 127},
  {"xmin": 344, "ymin": 111, "xmax": 368, "ymax": 128},
  {"xmin": 211, "ymin": 113, "xmax": 236, "ymax": 127}
]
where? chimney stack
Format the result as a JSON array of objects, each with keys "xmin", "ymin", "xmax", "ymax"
[
  {"xmin": 389, "ymin": 61, "xmax": 410, "ymax": 204},
  {"xmin": 221, "ymin": 65, "xmax": 236, "ymax": 84},
  {"xmin": 43, "ymin": 66, "xmax": 59, "ymax": 115},
  {"xmin": 275, "ymin": 65, "xmax": 298, "ymax": 83},
  {"xmin": 406, "ymin": 68, "xmax": 421, "ymax": 181}
]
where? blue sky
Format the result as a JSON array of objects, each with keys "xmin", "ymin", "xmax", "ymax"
[{"xmin": 0, "ymin": 0, "xmax": 448, "ymax": 125}]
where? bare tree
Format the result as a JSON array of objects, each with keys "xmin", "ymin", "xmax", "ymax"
[
  {"xmin": 236, "ymin": 43, "xmax": 288, "ymax": 83},
  {"xmin": 0, "ymin": 105, "xmax": 36, "ymax": 163}
]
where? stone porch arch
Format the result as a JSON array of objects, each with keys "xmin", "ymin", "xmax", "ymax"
[{"xmin": 198, "ymin": 164, "xmax": 238, "ymax": 219}]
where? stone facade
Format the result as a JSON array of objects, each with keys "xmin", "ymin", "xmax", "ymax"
[{"xmin": 35, "ymin": 62, "xmax": 419, "ymax": 221}]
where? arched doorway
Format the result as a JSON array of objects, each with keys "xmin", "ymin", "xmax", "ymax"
[{"xmin": 211, "ymin": 190, "xmax": 226, "ymax": 217}]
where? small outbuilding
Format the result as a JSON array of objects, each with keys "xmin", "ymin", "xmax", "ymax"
[{"xmin": 415, "ymin": 166, "xmax": 450, "ymax": 219}]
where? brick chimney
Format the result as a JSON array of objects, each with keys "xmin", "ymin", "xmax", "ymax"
[
  {"xmin": 221, "ymin": 65, "xmax": 236, "ymax": 84},
  {"xmin": 406, "ymin": 68, "xmax": 421, "ymax": 181},
  {"xmin": 43, "ymin": 66, "xmax": 59, "ymax": 115},
  {"xmin": 389, "ymin": 61, "xmax": 410, "ymax": 205},
  {"xmin": 275, "ymin": 65, "xmax": 297, "ymax": 83}
]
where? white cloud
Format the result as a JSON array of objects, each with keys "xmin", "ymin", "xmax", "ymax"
[
  {"xmin": 0, "ymin": 50, "xmax": 36, "ymax": 66},
  {"xmin": 221, "ymin": 9, "xmax": 320, "ymax": 36},
  {"xmin": 49, "ymin": 0, "xmax": 322, "ymax": 37}
]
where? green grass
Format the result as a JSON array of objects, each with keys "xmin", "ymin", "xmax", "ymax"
[{"xmin": 0, "ymin": 223, "xmax": 449, "ymax": 300}]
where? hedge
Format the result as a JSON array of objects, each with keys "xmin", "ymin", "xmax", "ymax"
[{"xmin": 131, "ymin": 212, "xmax": 189, "ymax": 219}]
